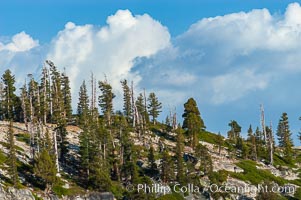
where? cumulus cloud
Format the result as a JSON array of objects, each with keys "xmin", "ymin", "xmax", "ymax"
[
  {"xmin": 2, "ymin": 3, "xmax": 301, "ymax": 112},
  {"xmin": 135, "ymin": 2, "xmax": 301, "ymax": 106},
  {"xmin": 46, "ymin": 9, "xmax": 170, "ymax": 108},
  {"xmin": 0, "ymin": 31, "xmax": 39, "ymax": 52}
]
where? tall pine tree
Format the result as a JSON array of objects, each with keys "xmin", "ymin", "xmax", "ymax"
[
  {"xmin": 147, "ymin": 92, "xmax": 162, "ymax": 124},
  {"xmin": 182, "ymin": 98, "xmax": 205, "ymax": 149},
  {"xmin": 2, "ymin": 70, "xmax": 16, "ymax": 120},
  {"xmin": 277, "ymin": 113, "xmax": 293, "ymax": 163}
]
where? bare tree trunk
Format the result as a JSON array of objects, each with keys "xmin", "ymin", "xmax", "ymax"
[
  {"xmin": 260, "ymin": 104, "xmax": 267, "ymax": 144},
  {"xmin": 269, "ymin": 121, "xmax": 274, "ymax": 165},
  {"xmin": 53, "ymin": 129, "xmax": 60, "ymax": 173},
  {"xmin": 43, "ymin": 67, "xmax": 47, "ymax": 125},
  {"xmin": 131, "ymin": 82, "xmax": 136, "ymax": 128},
  {"xmin": 48, "ymin": 68, "xmax": 53, "ymax": 120},
  {"xmin": 21, "ymin": 85, "xmax": 28, "ymax": 131}
]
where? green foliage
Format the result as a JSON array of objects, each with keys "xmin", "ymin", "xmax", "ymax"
[
  {"xmin": 136, "ymin": 92, "xmax": 149, "ymax": 124},
  {"xmin": 120, "ymin": 79, "xmax": 132, "ymax": 119},
  {"xmin": 160, "ymin": 149, "xmax": 174, "ymax": 183},
  {"xmin": 277, "ymin": 113, "xmax": 294, "ymax": 163},
  {"xmin": 230, "ymin": 160, "xmax": 287, "ymax": 186},
  {"xmin": 0, "ymin": 141, "xmax": 24, "ymax": 152},
  {"xmin": 157, "ymin": 193, "xmax": 184, "ymax": 200},
  {"xmin": 98, "ymin": 80, "xmax": 115, "ymax": 126},
  {"xmin": 182, "ymin": 98, "xmax": 205, "ymax": 149},
  {"xmin": 148, "ymin": 146, "xmax": 158, "ymax": 175},
  {"xmin": 6, "ymin": 121, "xmax": 19, "ymax": 187},
  {"xmin": 147, "ymin": 92, "xmax": 162, "ymax": 124},
  {"xmin": 52, "ymin": 184, "xmax": 70, "ymax": 197},
  {"xmin": 61, "ymin": 72, "xmax": 73, "ymax": 121},
  {"xmin": 198, "ymin": 131, "xmax": 225, "ymax": 146},
  {"xmin": 0, "ymin": 150, "xmax": 7, "ymax": 165},
  {"xmin": 175, "ymin": 128, "xmax": 186, "ymax": 185},
  {"xmin": 1, "ymin": 69, "xmax": 17, "ymax": 120},
  {"xmin": 256, "ymin": 181, "xmax": 287, "ymax": 200},
  {"xmin": 195, "ymin": 144, "xmax": 212, "ymax": 175},
  {"xmin": 209, "ymin": 170, "xmax": 228, "ymax": 185},
  {"xmin": 34, "ymin": 149, "xmax": 57, "ymax": 191},
  {"xmin": 273, "ymin": 153, "xmax": 296, "ymax": 168},
  {"xmin": 15, "ymin": 133, "xmax": 30, "ymax": 145},
  {"xmin": 77, "ymin": 80, "xmax": 89, "ymax": 127},
  {"xmin": 227, "ymin": 120, "xmax": 241, "ymax": 143},
  {"xmin": 294, "ymin": 187, "xmax": 301, "ymax": 199}
]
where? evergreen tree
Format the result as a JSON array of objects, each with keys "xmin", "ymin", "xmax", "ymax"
[
  {"xmin": 160, "ymin": 149, "xmax": 173, "ymax": 183},
  {"xmin": 247, "ymin": 125, "xmax": 253, "ymax": 141},
  {"xmin": 148, "ymin": 146, "xmax": 157, "ymax": 175},
  {"xmin": 34, "ymin": 149, "xmax": 57, "ymax": 192},
  {"xmin": 6, "ymin": 121, "xmax": 19, "ymax": 187},
  {"xmin": 79, "ymin": 125, "xmax": 92, "ymax": 182},
  {"xmin": 182, "ymin": 98, "xmax": 205, "ymax": 149},
  {"xmin": 147, "ymin": 92, "xmax": 162, "ymax": 124},
  {"xmin": 136, "ymin": 93, "xmax": 149, "ymax": 125},
  {"xmin": 47, "ymin": 60, "xmax": 69, "ymax": 165},
  {"xmin": 119, "ymin": 116, "xmax": 138, "ymax": 183},
  {"xmin": 227, "ymin": 120, "xmax": 241, "ymax": 143},
  {"xmin": 77, "ymin": 81, "xmax": 89, "ymax": 127},
  {"xmin": 20, "ymin": 84, "xmax": 29, "ymax": 128},
  {"xmin": 255, "ymin": 127, "xmax": 265, "ymax": 159},
  {"xmin": 98, "ymin": 80, "xmax": 115, "ymax": 126},
  {"xmin": 2, "ymin": 70, "xmax": 16, "ymax": 120},
  {"xmin": 61, "ymin": 72, "xmax": 72, "ymax": 122},
  {"xmin": 40, "ymin": 66, "xmax": 51, "ymax": 124},
  {"xmin": 195, "ymin": 144, "xmax": 212, "ymax": 175},
  {"xmin": 120, "ymin": 79, "xmax": 132, "ymax": 120},
  {"xmin": 175, "ymin": 128, "xmax": 185, "ymax": 184},
  {"xmin": 47, "ymin": 60, "xmax": 64, "ymax": 124},
  {"xmin": 277, "ymin": 113, "xmax": 293, "ymax": 163},
  {"xmin": 266, "ymin": 126, "xmax": 274, "ymax": 165}
]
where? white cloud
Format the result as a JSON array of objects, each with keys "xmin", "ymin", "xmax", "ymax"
[
  {"xmin": 2, "ymin": 3, "xmax": 301, "ymax": 112},
  {"xmin": 0, "ymin": 31, "xmax": 39, "ymax": 52},
  {"xmin": 135, "ymin": 2, "xmax": 301, "ymax": 106},
  {"xmin": 46, "ymin": 9, "xmax": 170, "ymax": 109}
]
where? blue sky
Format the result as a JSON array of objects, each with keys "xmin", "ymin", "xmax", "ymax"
[{"xmin": 0, "ymin": 0, "xmax": 301, "ymax": 145}]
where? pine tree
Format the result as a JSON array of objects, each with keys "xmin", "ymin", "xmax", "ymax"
[
  {"xmin": 47, "ymin": 60, "xmax": 68, "ymax": 165},
  {"xmin": 255, "ymin": 126, "xmax": 267, "ymax": 159},
  {"xmin": 6, "ymin": 121, "xmax": 19, "ymax": 187},
  {"xmin": 148, "ymin": 146, "xmax": 157, "ymax": 175},
  {"xmin": 34, "ymin": 147, "xmax": 57, "ymax": 193},
  {"xmin": 77, "ymin": 81, "xmax": 89, "ymax": 127},
  {"xmin": 266, "ymin": 126, "xmax": 274, "ymax": 165},
  {"xmin": 182, "ymin": 98, "xmax": 205, "ymax": 149},
  {"xmin": 247, "ymin": 125, "xmax": 253, "ymax": 141},
  {"xmin": 195, "ymin": 144, "xmax": 212, "ymax": 175},
  {"xmin": 136, "ymin": 92, "xmax": 149, "ymax": 127},
  {"xmin": 61, "ymin": 72, "xmax": 72, "ymax": 122},
  {"xmin": 113, "ymin": 114, "xmax": 139, "ymax": 183},
  {"xmin": 227, "ymin": 120, "xmax": 241, "ymax": 143},
  {"xmin": 147, "ymin": 92, "xmax": 162, "ymax": 124},
  {"xmin": 160, "ymin": 149, "xmax": 173, "ymax": 183},
  {"xmin": 121, "ymin": 79, "xmax": 132, "ymax": 120},
  {"xmin": 98, "ymin": 80, "xmax": 115, "ymax": 126},
  {"xmin": 2, "ymin": 70, "xmax": 16, "ymax": 120},
  {"xmin": 40, "ymin": 66, "xmax": 51, "ymax": 124},
  {"xmin": 47, "ymin": 60, "xmax": 64, "ymax": 124},
  {"xmin": 20, "ymin": 83, "xmax": 29, "ymax": 130},
  {"xmin": 277, "ymin": 113, "xmax": 293, "ymax": 163},
  {"xmin": 175, "ymin": 128, "xmax": 185, "ymax": 185}
]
